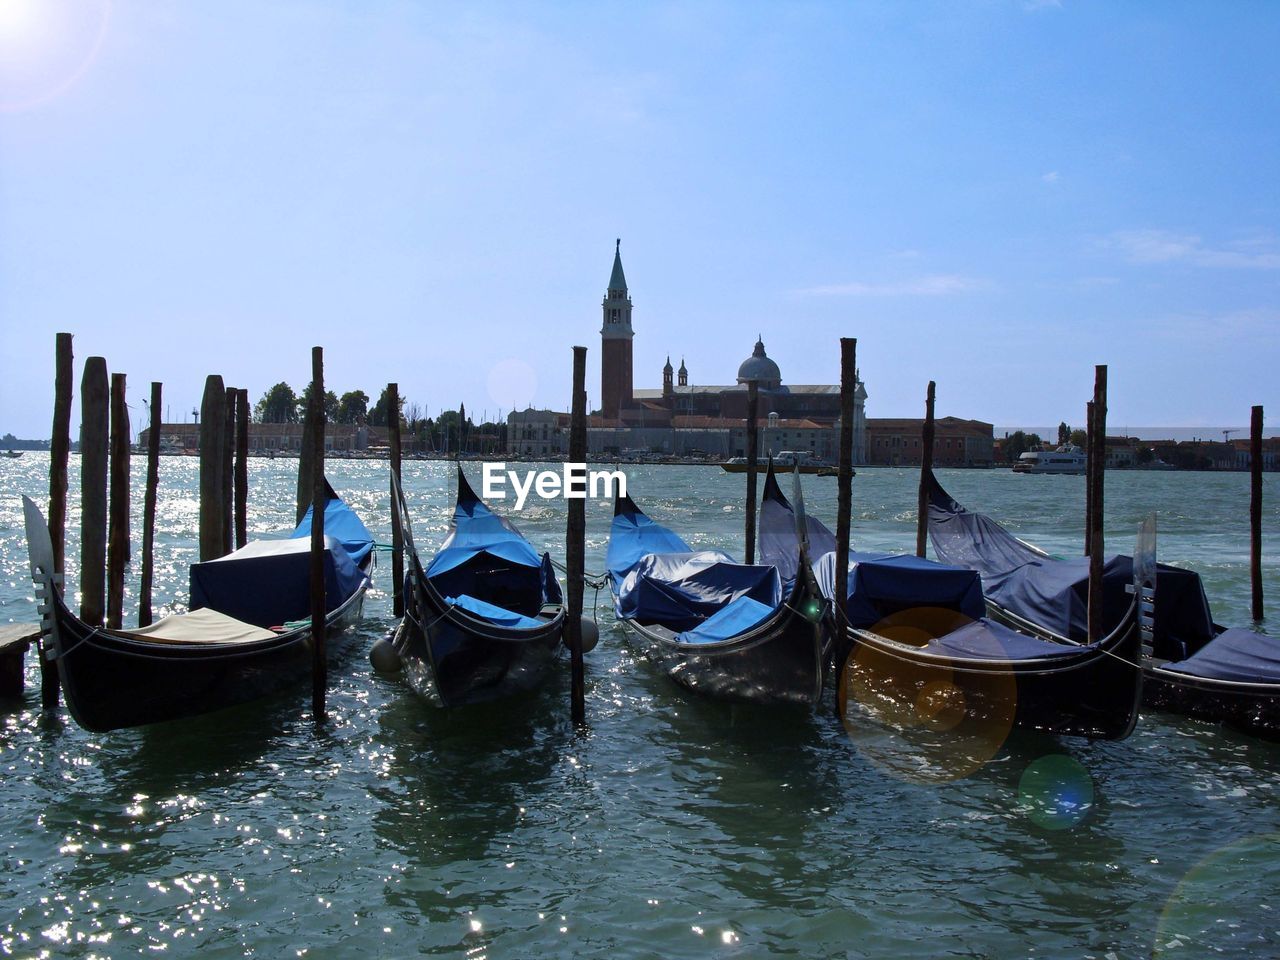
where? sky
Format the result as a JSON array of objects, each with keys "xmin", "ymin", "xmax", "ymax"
[{"xmin": 1, "ymin": 0, "xmax": 1278, "ymax": 440}]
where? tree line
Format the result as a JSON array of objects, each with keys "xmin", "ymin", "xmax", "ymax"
[{"xmin": 253, "ymin": 384, "xmax": 507, "ymax": 453}]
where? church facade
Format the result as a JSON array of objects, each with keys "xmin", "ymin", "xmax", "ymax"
[{"xmin": 588, "ymin": 240, "xmax": 868, "ymax": 461}]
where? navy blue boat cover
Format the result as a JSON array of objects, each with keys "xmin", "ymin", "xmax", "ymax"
[
  {"xmin": 608, "ymin": 496, "xmax": 782, "ymax": 641},
  {"xmin": 190, "ymin": 493, "xmax": 372, "ymax": 628},
  {"xmin": 758, "ymin": 467, "xmax": 986, "ymax": 628},
  {"xmin": 425, "ymin": 471, "xmax": 561, "ymax": 625},
  {"xmin": 925, "ymin": 471, "xmax": 1215, "ymax": 660},
  {"xmin": 1159, "ymin": 627, "xmax": 1280, "ymax": 683}
]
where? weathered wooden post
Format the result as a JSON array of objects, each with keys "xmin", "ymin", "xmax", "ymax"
[
  {"xmin": 297, "ymin": 392, "xmax": 316, "ymax": 525},
  {"xmin": 44, "ymin": 332, "xmax": 74, "ymax": 707},
  {"xmin": 566, "ymin": 346, "xmax": 588, "ymax": 725},
  {"xmin": 745, "ymin": 380, "xmax": 760, "ymax": 564},
  {"xmin": 1252, "ymin": 405, "xmax": 1265, "ymax": 622},
  {"xmin": 222, "ymin": 386, "xmax": 236, "ymax": 555},
  {"xmin": 235, "ymin": 387, "xmax": 249, "ymax": 549},
  {"xmin": 199, "ymin": 375, "xmax": 227, "ymax": 562},
  {"xmin": 388, "ymin": 383, "xmax": 404, "ymax": 618},
  {"xmin": 834, "ymin": 338, "xmax": 857, "ymax": 689},
  {"xmin": 80, "ymin": 357, "xmax": 109, "ymax": 628},
  {"xmin": 139, "ymin": 382, "xmax": 162, "ymax": 627},
  {"xmin": 1087, "ymin": 366, "xmax": 1107, "ymax": 643},
  {"xmin": 308, "ymin": 347, "xmax": 328, "ymax": 722},
  {"xmin": 106, "ymin": 372, "xmax": 130, "ymax": 630},
  {"xmin": 916, "ymin": 380, "xmax": 936, "ymax": 558},
  {"xmin": 1084, "ymin": 399, "xmax": 1095, "ymax": 557}
]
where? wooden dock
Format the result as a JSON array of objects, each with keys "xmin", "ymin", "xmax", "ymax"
[{"xmin": 0, "ymin": 624, "xmax": 41, "ymax": 699}]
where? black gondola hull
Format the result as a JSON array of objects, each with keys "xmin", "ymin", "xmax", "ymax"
[
  {"xmin": 618, "ymin": 570, "xmax": 829, "ymax": 708},
  {"xmin": 393, "ymin": 595, "xmax": 564, "ymax": 708},
  {"xmin": 48, "ymin": 586, "xmax": 367, "ymax": 732},
  {"xmin": 1143, "ymin": 667, "xmax": 1280, "ymax": 741}
]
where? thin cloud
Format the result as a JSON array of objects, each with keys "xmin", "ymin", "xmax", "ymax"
[
  {"xmin": 1108, "ymin": 229, "xmax": 1280, "ymax": 269},
  {"xmin": 1042, "ymin": 171, "xmax": 1060, "ymax": 183},
  {"xmin": 797, "ymin": 274, "xmax": 990, "ymax": 297}
]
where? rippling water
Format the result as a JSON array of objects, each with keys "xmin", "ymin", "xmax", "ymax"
[{"xmin": 1, "ymin": 454, "xmax": 1277, "ymax": 957}]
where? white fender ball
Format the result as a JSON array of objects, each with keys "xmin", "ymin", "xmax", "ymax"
[
  {"xmin": 579, "ymin": 616, "xmax": 599, "ymax": 654},
  {"xmin": 370, "ymin": 636, "xmax": 402, "ymax": 673}
]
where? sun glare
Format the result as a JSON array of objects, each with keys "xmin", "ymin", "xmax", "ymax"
[{"xmin": 0, "ymin": 0, "xmax": 110, "ymax": 112}]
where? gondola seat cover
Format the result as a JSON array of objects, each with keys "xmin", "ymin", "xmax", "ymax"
[
  {"xmin": 445, "ymin": 594, "xmax": 546, "ymax": 631},
  {"xmin": 190, "ymin": 535, "xmax": 367, "ymax": 628},
  {"xmin": 813, "ymin": 551, "xmax": 987, "ymax": 629},
  {"xmin": 916, "ymin": 618, "xmax": 1102, "ymax": 661},
  {"xmin": 676, "ymin": 595, "xmax": 775, "ymax": 645},
  {"xmin": 1159, "ymin": 628, "xmax": 1280, "ymax": 683},
  {"xmin": 608, "ymin": 501, "xmax": 782, "ymax": 630}
]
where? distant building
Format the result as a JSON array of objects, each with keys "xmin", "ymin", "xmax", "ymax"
[
  {"xmin": 865, "ymin": 417, "xmax": 995, "ymax": 467},
  {"xmin": 139, "ymin": 422, "xmax": 370, "ymax": 454}
]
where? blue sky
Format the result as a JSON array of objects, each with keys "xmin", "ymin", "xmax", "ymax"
[{"xmin": 1, "ymin": 1, "xmax": 1277, "ymax": 439}]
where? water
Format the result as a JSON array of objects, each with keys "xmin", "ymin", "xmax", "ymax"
[{"xmin": 1, "ymin": 455, "xmax": 1278, "ymax": 958}]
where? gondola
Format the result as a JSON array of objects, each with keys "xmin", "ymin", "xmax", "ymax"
[
  {"xmin": 390, "ymin": 466, "xmax": 564, "ymax": 707},
  {"xmin": 605, "ymin": 480, "xmax": 828, "ymax": 707},
  {"xmin": 761, "ymin": 464, "xmax": 1148, "ymax": 740},
  {"xmin": 925, "ymin": 470, "xmax": 1280, "ymax": 740},
  {"xmin": 22, "ymin": 483, "xmax": 373, "ymax": 732}
]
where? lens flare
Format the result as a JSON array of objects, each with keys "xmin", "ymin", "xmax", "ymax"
[
  {"xmin": 1017, "ymin": 754, "xmax": 1094, "ymax": 830},
  {"xmin": 839, "ymin": 606, "xmax": 1017, "ymax": 784},
  {"xmin": 1155, "ymin": 832, "xmax": 1280, "ymax": 957},
  {"xmin": 0, "ymin": 0, "xmax": 110, "ymax": 112}
]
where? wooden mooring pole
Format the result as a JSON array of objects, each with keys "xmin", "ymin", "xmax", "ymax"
[
  {"xmin": 1084, "ymin": 399, "xmax": 1095, "ymax": 557},
  {"xmin": 139, "ymin": 382, "xmax": 162, "ymax": 627},
  {"xmin": 222, "ymin": 386, "xmax": 236, "ymax": 556},
  {"xmin": 1251, "ymin": 405, "xmax": 1265, "ymax": 622},
  {"xmin": 297, "ymin": 392, "xmax": 316, "ymax": 526},
  {"xmin": 916, "ymin": 380, "xmax": 936, "ymax": 558},
  {"xmin": 44, "ymin": 332, "xmax": 74, "ymax": 707},
  {"xmin": 199, "ymin": 375, "xmax": 227, "ymax": 562},
  {"xmin": 388, "ymin": 383, "xmax": 404, "ymax": 618},
  {"xmin": 235, "ymin": 388, "xmax": 249, "ymax": 550},
  {"xmin": 567, "ymin": 346, "xmax": 588, "ymax": 725},
  {"xmin": 834, "ymin": 338, "xmax": 857, "ymax": 689},
  {"xmin": 745, "ymin": 380, "xmax": 759, "ymax": 564},
  {"xmin": 107, "ymin": 372, "xmax": 130, "ymax": 630},
  {"xmin": 80, "ymin": 357, "xmax": 109, "ymax": 628},
  {"xmin": 1087, "ymin": 365, "xmax": 1107, "ymax": 643},
  {"xmin": 309, "ymin": 347, "xmax": 328, "ymax": 723}
]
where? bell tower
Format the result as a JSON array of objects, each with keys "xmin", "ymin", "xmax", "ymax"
[{"xmin": 600, "ymin": 238, "xmax": 634, "ymax": 419}]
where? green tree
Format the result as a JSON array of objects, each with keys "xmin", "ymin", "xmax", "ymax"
[
  {"xmin": 1003, "ymin": 431, "xmax": 1043, "ymax": 462},
  {"xmin": 298, "ymin": 383, "xmax": 339, "ymax": 422},
  {"xmin": 336, "ymin": 390, "xmax": 369, "ymax": 424},
  {"xmin": 1136, "ymin": 446, "xmax": 1155, "ymax": 465},
  {"xmin": 368, "ymin": 385, "xmax": 404, "ymax": 427},
  {"xmin": 1069, "ymin": 429, "xmax": 1088, "ymax": 448},
  {"xmin": 254, "ymin": 382, "xmax": 299, "ymax": 423},
  {"xmin": 1057, "ymin": 421, "xmax": 1071, "ymax": 446}
]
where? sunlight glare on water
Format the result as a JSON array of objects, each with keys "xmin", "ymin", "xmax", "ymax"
[{"xmin": 0, "ymin": 455, "xmax": 1276, "ymax": 956}]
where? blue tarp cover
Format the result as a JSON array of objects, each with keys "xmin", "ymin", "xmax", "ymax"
[
  {"xmin": 1159, "ymin": 627, "xmax": 1280, "ymax": 684},
  {"xmin": 676, "ymin": 595, "xmax": 774, "ymax": 645},
  {"xmin": 294, "ymin": 496, "xmax": 375, "ymax": 566},
  {"xmin": 812, "ymin": 550, "xmax": 987, "ymax": 629},
  {"xmin": 190, "ymin": 534, "xmax": 367, "ymax": 628},
  {"xmin": 446, "ymin": 593, "xmax": 546, "ymax": 631},
  {"xmin": 426, "ymin": 474, "xmax": 560, "ymax": 618},
  {"xmin": 926, "ymin": 473, "xmax": 1214, "ymax": 658},
  {"xmin": 609, "ymin": 499, "xmax": 783, "ymax": 632},
  {"xmin": 916, "ymin": 618, "xmax": 1098, "ymax": 661}
]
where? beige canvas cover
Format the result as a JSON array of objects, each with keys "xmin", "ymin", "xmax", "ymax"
[{"xmin": 120, "ymin": 607, "xmax": 279, "ymax": 645}]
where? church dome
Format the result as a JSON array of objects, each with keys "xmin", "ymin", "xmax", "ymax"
[{"xmin": 736, "ymin": 337, "xmax": 782, "ymax": 388}]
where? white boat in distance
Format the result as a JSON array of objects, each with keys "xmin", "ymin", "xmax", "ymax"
[{"xmin": 1012, "ymin": 443, "xmax": 1087, "ymax": 475}]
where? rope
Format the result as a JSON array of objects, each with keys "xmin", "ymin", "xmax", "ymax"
[{"xmin": 551, "ymin": 558, "xmax": 609, "ymax": 590}]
